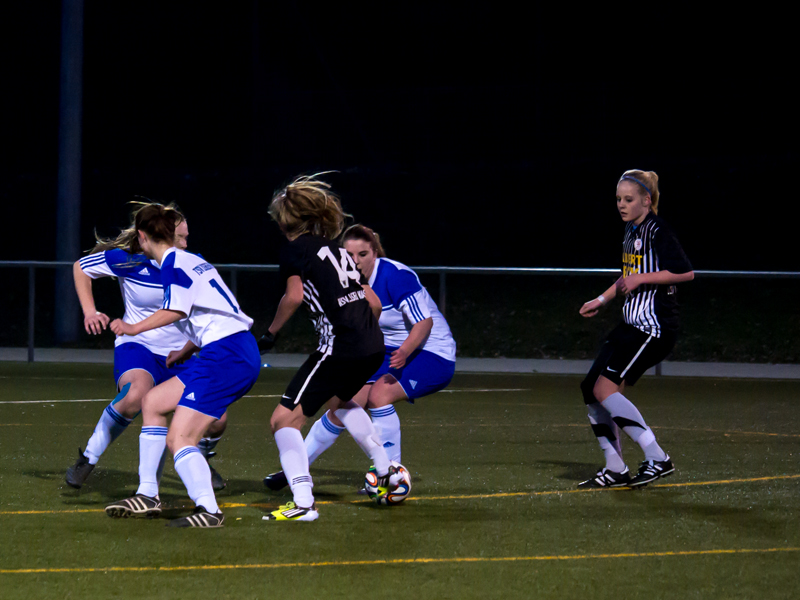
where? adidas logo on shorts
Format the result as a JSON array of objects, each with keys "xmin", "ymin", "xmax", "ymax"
[
  {"xmin": 185, "ymin": 392, "xmax": 196, "ymax": 401},
  {"xmin": 410, "ymin": 380, "xmax": 418, "ymax": 389}
]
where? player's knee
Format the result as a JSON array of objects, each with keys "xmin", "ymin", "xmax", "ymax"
[
  {"xmin": 113, "ymin": 383, "xmax": 146, "ymax": 419},
  {"xmin": 206, "ymin": 412, "xmax": 227, "ymax": 437},
  {"xmin": 165, "ymin": 431, "xmax": 180, "ymax": 455},
  {"xmin": 367, "ymin": 377, "xmax": 403, "ymax": 408},
  {"xmin": 593, "ymin": 377, "xmax": 617, "ymax": 403},
  {"xmin": 326, "ymin": 410, "xmax": 344, "ymax": 428}
]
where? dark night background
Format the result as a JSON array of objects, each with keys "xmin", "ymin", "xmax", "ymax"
[{"xmin": 2, "ymin": 3, "xmax": 797, "ymax": 270}]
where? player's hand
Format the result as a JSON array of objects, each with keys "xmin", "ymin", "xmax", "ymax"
[
  {"xmin": 83, "ymin": 312, "xmax": 110, "ymax": 335},
  {"xmin": 389, "ymin": 347, "xmax": 410, "ymax": 369},
  {"xmin": 166, "ymin": 350, "xmax": 188, "ymax": 368},
  {"xmin": 579, "ymin": 299, "xmax": 602, "ymax": 318},
  {"xmin": 110, "ymin": 319, "xmax": 135, "ymax": 336},
  {"xmin": 257, "ymin": 331, "xmax": 277, "ymax": 353},
  {"xmin": 616, "ymin": 274, "xmax": 642, "ymax": 295}
]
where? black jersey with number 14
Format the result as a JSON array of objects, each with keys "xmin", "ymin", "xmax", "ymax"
[{"xmin": 279, "ymin": 234, "xmax": 384, "ymax": 358}]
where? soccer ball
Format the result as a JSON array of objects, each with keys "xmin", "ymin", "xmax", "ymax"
[{"xmin": 364, "ymin": 461, "xmax": 412, "ymax": 505}]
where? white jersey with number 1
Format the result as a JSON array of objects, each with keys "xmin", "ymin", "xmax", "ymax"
[{"xmin": 160, "ymin": 247, "xmax": 253, "ymax": 348}]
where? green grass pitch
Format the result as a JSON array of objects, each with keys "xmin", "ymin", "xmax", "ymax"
[{"xmin": 1, "ymin": 362, "xmax": 798, "ymax": 599}]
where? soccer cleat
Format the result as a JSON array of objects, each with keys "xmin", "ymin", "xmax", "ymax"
[
  {"xmin": 65, "ymin": 447, "xmax": 95, "ymax": 489},
  {"xmin": 105, "ymin": 494, "xmax": 162, "ymax": 518},
  {"xmin": 167, "ymin": 506, "xmax": 224, "ymax": 528},
  {"xmin": 628, "ymin": 457, "xmax": 676, "ymax": 488},
  {"xmin": 263, "ymin": 470, "xmax": 289, "ymax": 491},
  {"xmin": 263, "ymin": 501, "xmax": 319, "ymax": 522},
  {"xmin": 208, "ymin": 462, "xmax": 226, "ymax": 491},
  {"xmin": 373, "ymin": 465, "xmax": 401, "ymax": 500},
  {"xmin": 578, "ymin": 467, "xmax": 632, "ymax": 489}
]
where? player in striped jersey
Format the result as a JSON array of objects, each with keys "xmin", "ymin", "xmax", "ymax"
[
  {"xmin": 64, "ymin": 203, "xmax": 228, "ymax": 491},
  {"xmin": 259, "ymin": 175, "xmax": 399, "ymax": 522},
  {"xmin": 104, "ymin": 204, "xmax": 260, "ymax": 527},
  {"xmin": 263, "ymin": 224, "xmax": 455, "ymax": 492},
  {"xmin": 578, "ymin": 170, "xmax": 693, "ymax": 489}
]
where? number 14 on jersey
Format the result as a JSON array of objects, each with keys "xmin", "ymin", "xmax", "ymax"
[{"xmin": 317, "ymin": 247, "xmax": 361, "ymax": 288}]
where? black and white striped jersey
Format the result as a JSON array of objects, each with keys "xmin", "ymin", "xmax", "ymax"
[
  {"xmin": 621, "ymin": 212, "xmax": 692, "ymax": 337},
  {"xmin": 279, "ymin": 234, "xmax": 384, "ymax": 358}
]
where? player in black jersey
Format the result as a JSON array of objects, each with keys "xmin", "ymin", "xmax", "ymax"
[
  {"xmin": 260, "ymin": 174, "xmax": 398, "ymax": 521},
  {"xmin": 578, "ymin": 170, "xmax": 694, "ymax": 489}
]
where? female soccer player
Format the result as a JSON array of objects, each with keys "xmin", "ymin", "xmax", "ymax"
[
  {"xmin": 260, "ymin": 175, "xmax": 398, "ymax": 522},
  {"xmin": 578, "ymin": 169, "xmax": 693, "ymax": 489},
  {"xmin": 263, "ymin": 224, "xmax": 456, "ymax": 491},
  {"xmin": 65, "ymin": 204, "xmax": 227, "ymax": 491},
  {"xmin": 104, "ymin": 204, "xmax": 260, "ymax": 527}
]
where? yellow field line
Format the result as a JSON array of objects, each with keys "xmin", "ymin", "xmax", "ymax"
[
  {"xmin": 3, "ymin": 474, "xmax": 798, "ymax": 516},
  {"xmin": 1, "ymin": 547, "xmax": 797, "ymax": 575}
]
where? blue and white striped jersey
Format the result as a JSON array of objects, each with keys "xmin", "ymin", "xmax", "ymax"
[
  {"xmin": 368, "ymin": 258, "xmax": 456, "ymax": 362},
  {"xmin": 160, "ymin": 247, "xmax": 253, "ymax": 348},
  {"xmin": 79, "ymin": 249, "xmax": 189, "ymax": 355}
]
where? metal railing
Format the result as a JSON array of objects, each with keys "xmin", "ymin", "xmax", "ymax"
[{"xmin": 2, "ymin": 260, "xmax": 800, "ymax": 364}]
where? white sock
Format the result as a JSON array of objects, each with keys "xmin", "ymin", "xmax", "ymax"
[
  {"xmin": 369, "ymin": 405, "xmax": 401, "ymax": 463},
  {"xmin": 275, "ymin": 428, "xmax": 314, "ymax": 508},
  {"xmin": 174, "ymin": 446, "xmax": 219, "ymax": 514},
  {"xmin": 84, "ymin": 403, "xmax": 132, "ymax": 465},
  {"xmin": 305, "ymin": 411, "xmax": 344, "ymax": 465},
  {"xmin": 587, "ymin": 402, "xmax": 626, "ymax": 472},
  {"xmin": 602, "ymin": 392, "xmax": 667, "ymax": 462},
  {"xmin": 334, "ymin": 407, "xmax": 390, "ymax": 476},
  {"xmin": 137, "ymin": 426, "xmax": 167, "ymax": 497}
]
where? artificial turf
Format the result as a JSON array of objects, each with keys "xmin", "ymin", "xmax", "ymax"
[{"xmin": 0, "ymin": 362, "xmax": 798, "ymax": 599}]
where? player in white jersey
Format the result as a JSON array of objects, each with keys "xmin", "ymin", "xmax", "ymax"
[
  {"xmin": 104, "ymin": 204, "xmax": 260, "ymax": 528},
  {"xmin": 263, "ymin": 224, "xmax": 456, "ymax": 492},
  {"xmin": 65, "ymin": 203, "xmax": 228, "ymax": 490},
  {"xmin": 578, "ymin": 170, "xmax": 693, "ymax": 489}
]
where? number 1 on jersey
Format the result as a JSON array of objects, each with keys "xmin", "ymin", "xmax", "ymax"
[
  {"xmin": 209, "ymin": 279, "xmax": 239, "ymax": 313},
  {"xmin": 317, "ymin": 247, "xmax": 361, "ymax": 288}
]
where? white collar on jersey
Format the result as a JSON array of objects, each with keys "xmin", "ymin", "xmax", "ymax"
[{"xmin": 368, "ymin": 257, "xmax": 381, "ymax": 287}]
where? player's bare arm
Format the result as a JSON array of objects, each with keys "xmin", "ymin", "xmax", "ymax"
[
  {"xmin": 390, "ymin": 317, "xmax": 433, "ymax": 368},
  {"xmin": 580, "ymin": 279, "xmax": 620, "ymax": 318},
  {"xmin": 268, "ymin": 275, "xmax": 304, "ymax": 335},
  {"xmin": 73, "ymin": 260, "xmax": 110, "ymax": 335},
  {"xmin": 166, "ymin": 340, "xmax": 200, "ymax": 368},
  {"xmin": 110, "ymin": 309, "xmax": 185, "ymax": 336},
  {"xmin": 362, "ymin": 284, "xmax": 382, "ymax": 319}
]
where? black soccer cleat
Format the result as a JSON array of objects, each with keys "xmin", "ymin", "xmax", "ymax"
[
  {"xmin": 627, "ymin": 457, "xmax": 676, "ymax": 488},
  {"xmin": 65, "ymin": 447, "xmax": 95, "ymax": 489},
  {"xmin": 167, "ymin": 506, "xmax": 225, "ymax": 528},
  {"xmin": 578, "ymin": 467, "xmax": 632, "ymax": 489},
  {"xmin": 105, "ymin": 494, "xmax": 162, "ymax": 518},
  {"xmin": 263, "ymin": 470, "xmax": 289, "ymax": 491}
]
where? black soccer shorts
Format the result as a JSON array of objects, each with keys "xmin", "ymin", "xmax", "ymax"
[
  {"xmin": 280, "ymin": 351, "xmax": 385, "ymax": 417},
  {"xmin": 581, "ymin": 323, "xmax": 676, "ymax": 404}
]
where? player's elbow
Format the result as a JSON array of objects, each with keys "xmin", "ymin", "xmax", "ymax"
[{"xmin": 684, "ymin": 271, "xmax": 695, "ymax": 282}]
